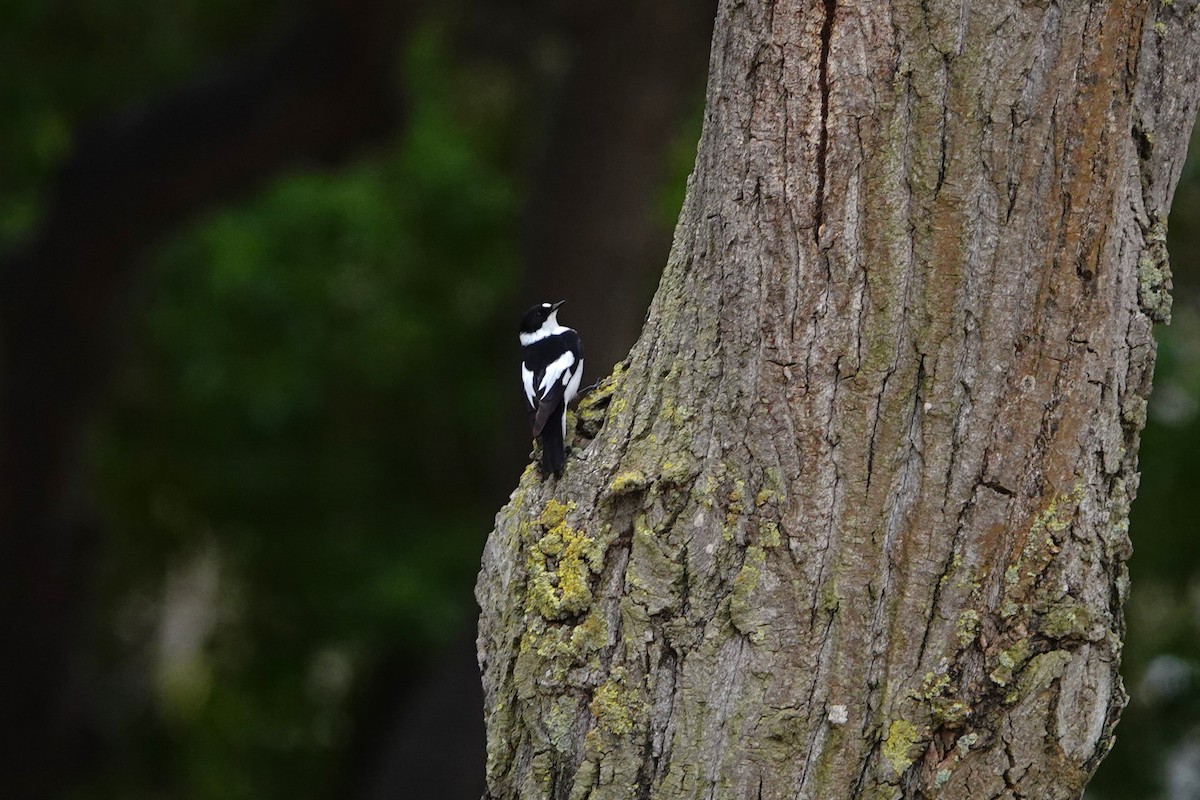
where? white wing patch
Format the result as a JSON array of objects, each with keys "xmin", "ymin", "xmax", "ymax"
[
  {"xmin": 521, "ymin": 364, "xmax": 535, "ymax": 406},
  {"xmin": 560, "ymin": 358, "xmax": 583, "ymax": 439},
  {"xmin": 564, "ymin": 358, "xmax": 583, "ymax": 405},
  {"xmin": 538, "ymin": 351, "xmax": 576, "ymax": 394}
]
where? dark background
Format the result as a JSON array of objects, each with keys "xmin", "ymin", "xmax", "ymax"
[{"xmin": 1, "ymin": 2, "xmax": 1196, "ymax": 798}]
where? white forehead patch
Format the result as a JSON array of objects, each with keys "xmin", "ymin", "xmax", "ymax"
[{"xmin": 542, "ymin": 303, "xmax": 551, "ymax": 308}]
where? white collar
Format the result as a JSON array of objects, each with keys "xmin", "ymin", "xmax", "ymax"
[{"xmin": 519, "ymin": 312, "xmax": 566, "ymax": 346}]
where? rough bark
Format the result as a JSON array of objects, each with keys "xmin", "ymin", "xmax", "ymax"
[{"xmin": 477, "ymin": 1, "xmax": 1200, "ymax": 798}]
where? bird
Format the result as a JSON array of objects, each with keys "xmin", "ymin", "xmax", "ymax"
[{"xmin": 519, "ymin": 301, "xmax": 584, "ymax": 476}]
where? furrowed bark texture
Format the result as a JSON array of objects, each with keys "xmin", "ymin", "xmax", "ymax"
[{"xmin": 477, "ymin": 1, "xmax": 1200, "ymax": 798}]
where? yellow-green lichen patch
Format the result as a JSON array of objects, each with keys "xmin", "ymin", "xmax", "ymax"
[
  {"xmin": 956, "ymin": 609, "xmax": 981, "ymax": 647},
  {"xmin": 1121, "ymin": 395, "xmax": 1149, "ymax": 431},
  {"xmin": 514, "ymin": 611, "xmax": 608, "ymax": 690},
  {"xmin": 658, "ymin": 392, "xmax": 695, "ymax": 429},
  {"xmin": 819, "ymin": 578, "xmax": 841, "ymax": 614},
  {"xmin": 917, "ymin": 671, "xmax": 950, "ymax": 700},
  {"xmin": 538, "ymin": 527, "xmax": 565, "ymax": 557},
  {"xmin": 698, "ymin": 472, "xmax": 719, "ymax": 509},
  {"xmin": 930, "ymin": 698, "xmax": 970, "ymax": 725},
  {"xmin": 540, "ymin": 499, "xmax": 575, "ymax": 529},
  {"xmin": 1019, "ymin": 482, "xmax": 1084, "ymax": 568},
  {"xmin": 1004, "ymin": 565, "xmax": 1020, "ymax": 587},
  {"xmin": 883, "ymin": 718, "xmax": 922, "ymax": 774},
  {"xmin": 575, "ymin": 363, "xmax": 626, "ymax": 437},
  {"xmin": 608, "ymin": 470, "xmax": 650, "ymax": 495},
  {"xmin": 936, "ymin": 551, "xmax": 964, "ymax": 591},
  {"xmin": 526, "ymin": 500, "xmax": 603, "ymax": 620},
  {"xmin": 1002, "ymin": 482, "xmax": 1085, "ymax": 616},
  {"xmin": 590, "ymin": 667, "xmax": 639, "ymax": 736},
  {"xmin": 660, "ymin": 454, "xmax": 698, "ymax": 486},
  {"xmin": 521, "ymin": 751, "xmax": 555, "ymax": 796},
  {"xmin": 989, "ymin": 639, "xmax": 1031, "ymax": 688},
  {"xmin": 526, "ymin": 560, "xmax": 567, "ymax": 621},
  {"xmin": 916, "ymin": 671, "xmax": 969, "ymax": 725},
  {"xmin": 545, "ymin": 694, "xmax": 580, "ymax": 753},
  {"xmin": 1006, "ymin": 650, "xmax": 1072, "ymax": 705},
  {"xmin": 515, "ymin": 624, "xmax": 568, "ymax": 687},
  {"xmin": 1031, "ymin": 482, "xmax": 1085, "ymax": 536},
  {"xmin": 557, "ymin": 541, "xmax": 596, "ymax": 613},
  {"xmin": 760, "ymin": 521, "xmax": 782, "ymax": 548},
  {"xmin": 754, "ymin": 467, "xmax": 785, "ymax": 508},
  {"xmin": 1137, "ymin": 214, "xmax": 1172, "ymax": 323},
  {"xmin": 1038, "ymin": 597, "xmax": 1093, "ymax": 640},
  {"xmin": 728, "ymin": 479, "xmax": 746, "ymax": 510},
  {"xmin": 729, "ymin": 545, "xmax": 767, "ymax": 641},
  {"xmin": 723, "ymin": 478, "xmax": 748, "ymax": 541},
  {"xmin": 566, "ymin": 759, "xmax": 599, "ymax": 800},
  {"xmin": 569, "ymin": 610, "xmax": 608, "ymax": 655}
]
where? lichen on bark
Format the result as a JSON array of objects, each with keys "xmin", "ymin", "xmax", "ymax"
[{"xmin": 477, "ymin": 0, "xmax": 1200, "ymax": 798}]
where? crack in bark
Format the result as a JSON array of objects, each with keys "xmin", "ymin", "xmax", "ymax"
[
  {"xmin": 936, "ymin": 52, "xmax": 952, "ymax": 197},
  {"xmin": 814, "ymin": 0, "xmax": 836, "ymax": 242}
]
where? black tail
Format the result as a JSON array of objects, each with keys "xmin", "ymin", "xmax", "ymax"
[{"xmin": 538, "ymin": 405, "xmax": 566, "ymax": 476}]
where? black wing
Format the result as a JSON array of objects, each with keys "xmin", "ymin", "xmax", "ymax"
[{"xmin": 523, "ymin": 334, "xmax": 582, "ymax": 438}]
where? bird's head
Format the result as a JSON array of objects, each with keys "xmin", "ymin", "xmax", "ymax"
[{"xmin": 519, "ymin": 300, "xmax": 565, "ymax": 335}]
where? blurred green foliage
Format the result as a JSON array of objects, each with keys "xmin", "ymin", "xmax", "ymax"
[
  {"xmin": 79, "ymin": 21, "xmax": 522, "ymax": 800},
  {"xmin": 0, "ymin": 0, "xmax": 289, "ymax": 249}
]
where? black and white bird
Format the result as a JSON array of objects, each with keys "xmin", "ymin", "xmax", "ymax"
[{"xmin": 519, "ymin": 301, "xmax": 584, "ymax": 476}]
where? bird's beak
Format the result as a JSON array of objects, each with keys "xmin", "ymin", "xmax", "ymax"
[{"xmin": 551, "ymin": 300, "xmax": 566, "ymax": 311}]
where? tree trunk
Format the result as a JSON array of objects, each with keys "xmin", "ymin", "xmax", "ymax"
[{"xmin": 476, "ymin": 1, "xmax": 1200, "ymax": 797}]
